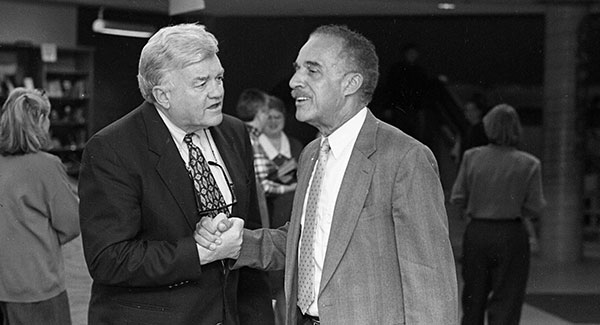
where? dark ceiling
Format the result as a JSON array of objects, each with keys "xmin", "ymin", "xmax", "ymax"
[{"xmin": 8, "ymin": 0, "xmax": 600, "ymax": 16}]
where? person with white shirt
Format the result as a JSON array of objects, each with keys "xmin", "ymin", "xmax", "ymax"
[
  {"xmin": 258, "ymin": 95, "xmax": 304, "ymax": 228},
  {"xmin": 196, "ymin": 24, "xmax": 458, "ymax": 324},
  {"xmin": 78, "ymin": 23, "xmax": 265, "ymax": 325},
  {"xmin": 256, "ymin": 95, "xmax": 305, "ymax": 325}
]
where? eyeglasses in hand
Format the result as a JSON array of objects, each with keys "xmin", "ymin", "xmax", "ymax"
[{"xmin": 196, "ymin": 161, "xmax": 237, "ymax": 217}]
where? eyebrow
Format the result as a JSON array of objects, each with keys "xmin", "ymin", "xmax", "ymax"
[
  {"xmin": 292, "ymin": 61, "xmax": 322, "ymax": 70},
  {"xmin": 191, "ymin": 69, "xmax": 224, "ymax": 82},
  {"xmin": 306, "ymin": 61, "xmax": 321, "ymax": 69},
  {"xmin": 192, "ymin": 76, "xmax": 209, "ymax": 83}
]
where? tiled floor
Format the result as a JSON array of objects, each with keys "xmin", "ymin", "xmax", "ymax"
[
  {"xmin": 62, "ymin": 211, "xmax": 600, "ymax": 325},
  {"xmin": 520, "ymin": 251, "xmax": 600, "ymax": 325}
]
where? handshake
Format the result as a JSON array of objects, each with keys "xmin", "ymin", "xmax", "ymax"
[{"xmin": 194, "ymin": 213, "xmax": 244, "ymax": 265}]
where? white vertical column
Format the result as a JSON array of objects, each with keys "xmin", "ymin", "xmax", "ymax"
[{"xmin": 541, "ymin": 4, "xmax": 588, "ymax": 262}]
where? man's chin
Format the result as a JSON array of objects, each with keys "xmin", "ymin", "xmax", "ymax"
[
  {"xmin": 295, "ymin": 110, "xmax": 311, "ymax": 123},
  {"xmin": 203, "ymin": 113, "xmax": 223, "ymax": 127},
  {"xmin": 211, "ymin": 114, "xmax": 224, "ymax": 126}
]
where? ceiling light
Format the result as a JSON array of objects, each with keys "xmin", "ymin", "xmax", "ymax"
[
  {"xmin": 170, "ymin": 0, "xmax": 206, "ymax": 16},
  {"xmin": 438, "ymin": 3, "xmax": 456, "ymax": 10},
  {"xmin": 92, "ymin": 8, "xmax": 156, "ymax": 38}
]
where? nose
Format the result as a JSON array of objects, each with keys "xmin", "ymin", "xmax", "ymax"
[
  {"xmin": 289, "ymin": 70, "xmax": 303, "ymax": 89},
  {"xmin": 208, "ymin": 79, "xmax": 224, "ymax": 99}
]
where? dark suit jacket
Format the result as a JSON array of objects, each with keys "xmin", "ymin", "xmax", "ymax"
[
  {"xmin": 79, "ymin": 102, "xmax": 261, "ymax": 325},
  {"xmin": 267, "ymin": 135, "xmax": 304, "ymax": 229},
  {"xmin": 236, "ymin": 110, "xmax": 459, "ymax": 324}
]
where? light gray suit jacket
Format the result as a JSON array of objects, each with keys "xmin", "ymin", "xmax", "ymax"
[{"xmin": 236, "ymin": 110, "xmax": 458, "ymax": 324}]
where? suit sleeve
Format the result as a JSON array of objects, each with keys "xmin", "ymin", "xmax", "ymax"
[
  {"xmin": 392, "ymin": 144, "xmax": 459, "ymax": 324},
  {"xmin": 234, "ymin": 225, "xmax": 288, "ymax": 271},
  {"xmin": 79, "ymin": 135, "xmax": 201, "ymax": 287}
]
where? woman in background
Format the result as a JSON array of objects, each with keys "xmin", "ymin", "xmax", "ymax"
[
  {"xmin": 0, "ymin": 88, "xmax": 80, "ymax": 325},
  {"xmin": 451, "ymin": 103, "xmax": 546, "ymax": 325},
  {"xmin": 258, "ymin": 95, "xmax": 304, "ymax": 228},
  {"xmin": 257, "ymin": 95, "xmax": 303, "ymax": 325}
]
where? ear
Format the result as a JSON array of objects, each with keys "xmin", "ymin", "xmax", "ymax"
[
  {"xmin": 152, "ymin": 85, "xmax": 170, "ymax": 109},
  {"xmin": 342, "ymin": 72, "xmax": 363, "ymax": 97}
]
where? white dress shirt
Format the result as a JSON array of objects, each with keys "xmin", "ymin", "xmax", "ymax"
[
  {"xmin": 156, "ymin": 108, "xmax": 233, "ymax": 207},
  {"xmin": 258, "ymin": 132, "xmax": 292, "ymax": 160},
  {"xmin": 300, "ymin": 107, "xmax": 367, "ymax": 316}
]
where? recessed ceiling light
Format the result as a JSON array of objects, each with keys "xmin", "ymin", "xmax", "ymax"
[{"xmin": 438, "ymin": 3, "xmax": 456, "ymax": 10}]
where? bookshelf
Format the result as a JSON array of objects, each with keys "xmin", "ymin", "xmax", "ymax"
[{"xmin": 0, "ymin": 43, "xmax": 94, "ymax": 175}]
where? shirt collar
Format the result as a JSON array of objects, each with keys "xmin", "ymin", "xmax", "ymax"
[
  {"xmin": 258, "ymin": 133, "xmax": 291, "ymax": 159},
  {"xmin": 156, "ymin": 108, "xmax": 189, "ymax": 146},
  {"xmin": 325, "ymin": 107, "xmax": 367, "ymax": 159}
]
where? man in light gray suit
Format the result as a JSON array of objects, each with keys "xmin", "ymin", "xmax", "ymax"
[{"xmin": 196, "ymin": 24, "xmax": 458, "ymax": 324}]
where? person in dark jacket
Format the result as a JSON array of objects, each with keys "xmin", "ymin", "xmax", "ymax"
[{"xmin": 79, "ymin": 23, "xmax": 265, "ymax": 325}]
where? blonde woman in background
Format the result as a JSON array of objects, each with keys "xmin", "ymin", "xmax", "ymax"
[
  {"xmin": 451, "ymin": 104, "xmax": 546, "ymax": 325},
  {"xmin": 0, "ymin": 88, "xmax": 80, "ymax": 325},
  {"xmin": 258, "ymin": 95, "xmax": 304, "ymax": 228},
  {"xmin": 258, "ymin": 95, "xmax": 304, "ymax": 325}
]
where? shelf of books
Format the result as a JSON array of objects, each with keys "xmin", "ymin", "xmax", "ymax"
[{"xmin": 0, "ymin": 43, "xmax": 94, "ymax": 176}]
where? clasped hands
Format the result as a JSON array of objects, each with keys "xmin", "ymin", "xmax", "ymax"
[{"xmin": 194, "ymin": 213, "xmax": 243, "ymax": 265}]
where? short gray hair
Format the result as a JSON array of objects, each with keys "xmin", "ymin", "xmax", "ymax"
[
  {"xmin": 137, "ymin": 23, "xmax": 219, "ymax": 103},
  {"xmin": 311, "ymin": 25, "xmax": 379, "ymax": 104}
]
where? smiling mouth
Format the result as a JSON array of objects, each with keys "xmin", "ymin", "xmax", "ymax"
[
  {"xmin": 293, "ymin": 95, "xmax": 311, "ymax": 106},
  {"xmin": 291, "ymin": 89, "xmax": 310, "ymax": 104}
]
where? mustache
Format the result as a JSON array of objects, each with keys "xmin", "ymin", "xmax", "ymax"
[{"xmin": 291, "ymin": 89, "xmax": 309, "ymax": 99}]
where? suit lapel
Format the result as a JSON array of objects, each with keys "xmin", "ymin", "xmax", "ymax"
[
  {"xmin": 142, "ymin": 103, "xmax": 199, "ymax": 230},
  {"xmin": 209, "ymin": 125, "xmax": 245, "ymax": 217},
  {"xmin": 319, "ymin": 111, "xmax": 378, "ymax": 294}
]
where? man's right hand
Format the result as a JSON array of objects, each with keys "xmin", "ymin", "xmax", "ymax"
[
  {"xmin": 195, "ymin": 215, "xmax": 244, "ymax": 264},
  {"xmin": 194, "ymin": 214, "xmax": 244, "ymax": 265},
  {"xmin": 194, "ymin": 213, "xmax": 233, "ymax": 250}
]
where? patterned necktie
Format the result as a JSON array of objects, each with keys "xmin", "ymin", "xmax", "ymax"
[
  {"xmin": 297, "ymin": 137, "xmax": 330, "ymax": 314},
  {"xmin": 184, "ymin": 133, "xmax": 227, "ymax": 218}
]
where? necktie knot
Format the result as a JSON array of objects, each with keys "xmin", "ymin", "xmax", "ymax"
[
  {"xmin": 319, "ymin": 138, "xmax": 330, "ymax": 158},
  {"xmin": 184, "ymin": 133, "xmax": 195, "ymax": 145}
]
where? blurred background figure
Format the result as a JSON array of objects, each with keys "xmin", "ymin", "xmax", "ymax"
[
  {"xmin": 380, "ymin": 42, "xmax": 433, "ymax": 139},
  {"xmin": 453, "ymin": 93, "xmax": 490, "ymax": 163},
  {"xmin": 257, "ymin": 95, "xmax": 303, "ymax": 325},
  {"xmin": 236, "ymin": 88, "xmax": 271, "ymax": 226},
  {"xmin": 258, "ymin": 95, "xmax": 303, "ymax": 228},
  {"xmin": 234, "ymin": 87, "xmax": 276, "ymax": 325},
  {"xmin": 450, "ymin": 103, "xmax": 546, "ymax": 325},
  {"xmin": 0, "ymin": 87, "xmax": 80, "ymax": 325},
  {"xmin": 376, "ymin": 42, "xmax": 467, "ymax": 180}
]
